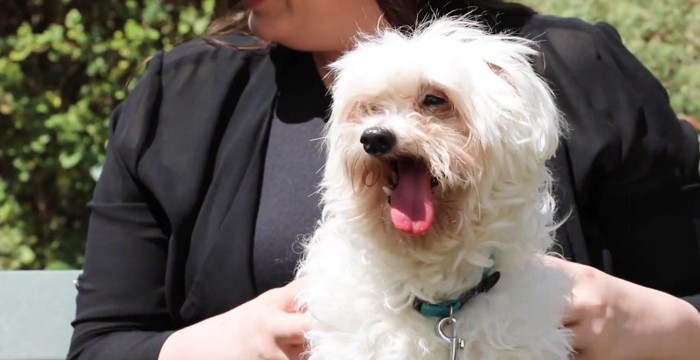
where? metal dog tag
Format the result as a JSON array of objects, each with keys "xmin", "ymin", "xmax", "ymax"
[{"xmin": 435, "ymin": 314, "xmax": 465, "ymax": 360}]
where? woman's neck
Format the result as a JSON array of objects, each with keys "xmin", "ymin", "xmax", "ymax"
[{"xmin": 312, "ymin": 51, "xmax": 342, "ymax": 89}]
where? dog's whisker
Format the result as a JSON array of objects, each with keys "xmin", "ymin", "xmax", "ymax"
[{"xmin": 472, "ymin": 182, "xmax": 482, "ymax": 222}]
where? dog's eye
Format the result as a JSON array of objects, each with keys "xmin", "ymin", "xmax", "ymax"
[
  {"xmin": 368, "ymin": 104, "xmax": 381, "ymax": 113},
  {"xmin": 423, "ymin": 94, "xmax": 447, "ymax": 107},
  {"xmin": 359, "ymin": 103, "xmax": 381, "ymax": 115}
]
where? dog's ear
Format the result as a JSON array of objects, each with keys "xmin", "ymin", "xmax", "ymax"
[
  {"xmin": 444, "ymin": 56, "xmax": 560, "ymax": 167},
  {"xmin": 487, "ymin": 57, "xmax": 561, "ymax": 163}
]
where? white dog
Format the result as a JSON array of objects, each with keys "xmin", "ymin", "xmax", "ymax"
[{"xmin": 296, "ymin": 17, "xmax": 573, "ymax": 360}]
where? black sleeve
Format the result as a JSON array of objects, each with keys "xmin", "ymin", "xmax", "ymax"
[
  {"xmin": 574, "ymin": 22, "xmax": 700, "ymax": 310},
  {"xmin": 68, "ymin": 51, "xmax": 175, "ymax": 360}
]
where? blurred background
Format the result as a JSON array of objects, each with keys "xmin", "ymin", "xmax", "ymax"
[{"xmin": 0, "ymin": 0, "xmax": 698, "ymax": 270}]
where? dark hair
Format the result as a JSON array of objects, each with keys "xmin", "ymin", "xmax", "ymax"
[
  {"xmin": 204, "ymin": 0, "xmax": 536, "ymax": 45},
  {"xmin": 204, "ymin": 1, "xmax": 259, "ymax": 48},
  {"xmin": 207, "ymin": 1, "xmax": 247, "ymax": 34}
]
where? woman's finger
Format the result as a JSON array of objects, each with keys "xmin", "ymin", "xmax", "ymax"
[
  {"xmin": 284, "ymin": 276, "xmax": 311, "ymax": 293},
  {"xmin": 561, "ymin": 291, "xmax": 580, "ymax": 327},
  {"xmin": 283, "ymin": 343, "xmax": 308, "ymax": 360},
  {"xmin": 567, "ymin": 320, "xmax": 595, "ymax": 356},
  {"xmin": 273, "ymin": 312, "xmax": 313, "ymax": 343},
  {"xmin": 265, "ymin": 277, "xmax": 311, "ymax": 311}
]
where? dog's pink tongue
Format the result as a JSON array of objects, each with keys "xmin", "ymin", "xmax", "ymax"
[{"xmin": 390, "ymin": 161, "xmax": 435, "ymax": 235}]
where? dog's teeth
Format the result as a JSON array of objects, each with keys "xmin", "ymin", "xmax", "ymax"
[
  {"xmin": 382, "ymin": 186, "xmax": 393, "ymax": 196},
  {"xmin": 391, "ymin": 171, "xmax": 398, "ymax": 185}
]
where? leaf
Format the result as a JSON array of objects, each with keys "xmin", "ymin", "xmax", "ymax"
[
  {"xmin": 65, "ymin": 9, "xmax": 83, "ymax": 29},
  {"xmin": 16, "ymin": 244, "xmax": 36, "ymax": 265},
  {"xmin": 46, "ymin": 259, "xmax": 74, "ymax": 270},
  {"xmin": 59, "ymin": 150, "xmax": 83, "ymax": 169}
]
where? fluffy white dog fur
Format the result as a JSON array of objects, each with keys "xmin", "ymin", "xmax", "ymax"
[{"xmin": 296, "ymin": 18, "xmax": 573, "ymax": 360}]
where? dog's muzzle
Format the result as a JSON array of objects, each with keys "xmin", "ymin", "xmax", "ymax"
[{"xmin": 360, "ymin": 127, "xmax": 396, "ymax": 156}]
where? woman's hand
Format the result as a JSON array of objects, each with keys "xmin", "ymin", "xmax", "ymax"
[
  {"xmin": 159, "ymin": 277, "xmax": 311, "ymax": 360},
  {"xmin": 545, "ymin": 256, "xmax": 700, "ymax": 359}
]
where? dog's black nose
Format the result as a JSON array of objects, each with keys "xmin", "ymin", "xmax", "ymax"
[{"xmin": 360, "ymin": 127, "xmax": 396, "ymax": 156}]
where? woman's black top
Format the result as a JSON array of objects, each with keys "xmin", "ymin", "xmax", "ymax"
[{"xmin": 68, "ymin": 15, "xmax": 700, "ymax": 359}]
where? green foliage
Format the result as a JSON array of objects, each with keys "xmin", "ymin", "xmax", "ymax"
[
  {"xmin": 0, "ymin": 0, "xmax": 218, "ymax": 269},
  {"xmin": 1, "ymin": 1, "xmax": 697, "ymax": 269},
  {"xmin": 522, "ymin": 0, "xmax": 700, "ymax": 120}
]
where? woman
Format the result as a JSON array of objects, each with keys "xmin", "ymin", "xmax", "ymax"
[{"xmin": 68, "ymin": 0, "xmax": 700, "ymax": 359}]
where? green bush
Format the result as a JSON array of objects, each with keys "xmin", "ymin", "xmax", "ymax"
[
  {"xmin": 0, "ymin": 0, "xmax": 221, "ymax": 269},
  {"xmin": 0, "ymin": 1, "xmax": 697, "ymax": 269},
  {"xmin": 523, "ymin": 0, "xmax": 700, "ymax": 120}
]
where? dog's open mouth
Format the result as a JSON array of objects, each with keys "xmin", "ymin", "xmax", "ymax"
[{"xmin": 382, "ymin": 158, "xmax": 437, "ymax": 235}]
